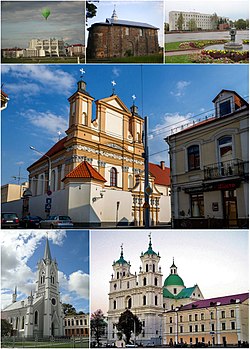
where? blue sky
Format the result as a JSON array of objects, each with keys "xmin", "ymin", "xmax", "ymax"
[
  {"xmin": 1, "ymin": 230, "xmax": 89, "ymax": 313},
  {"xmin": 1, "ymin": 1, "xmax": 85, "ymax": 48},
  {"xmin": 91, "ymin": 229, "xmax": 249, "ymax": 314},
  {"xmin": 1, "ymin": 64, "xmax": 249, "ymax": 185}
]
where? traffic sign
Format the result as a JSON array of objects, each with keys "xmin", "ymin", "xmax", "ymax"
[
  {"xmin": 46, "ymin": 198, "xmax": 52, "ymax": 204},
  {"xmin": 45, "ymin": 203, "xmax": 51, "ymax": 210}
]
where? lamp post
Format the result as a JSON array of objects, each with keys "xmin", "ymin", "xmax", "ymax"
[{"xmin": 29, "ymin": 146, "xmax": 51, "ymax": 193}]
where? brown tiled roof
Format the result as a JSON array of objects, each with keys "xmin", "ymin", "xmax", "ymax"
[
  {"xmin": 1, "ymin": 90, "xmax": 8, "ymax": 98},
  {"xmin": 27, "ymin": 137, "xmax": 67, "ymax": 171},
  {"xmin": 63, "ymin": 161, "xmax": 106, "ymax": 182},
  {"xmin": 149, "ymin": 163, "xmax": 170, "ymax": 186}
]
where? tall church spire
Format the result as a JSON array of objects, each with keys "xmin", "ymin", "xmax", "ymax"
[
  {"xmin": 111, "ymin": 5, "xmax": 118, "ymax": 20},
  {"xmin": 44, "ymin": 236, "xmax": 52, "ymax": 260}
]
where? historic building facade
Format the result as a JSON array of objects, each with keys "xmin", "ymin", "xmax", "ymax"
[
  {"xmin": 107, "ymin": 236, "xmax": 203, "ymax": 346},
  {"xmin": 164, "ymin": 293, "xmax": 249, "ymax": 347},
  {"xmin": 1, "ymin": 238, "xmax": 64, "ymax": 338},
  {"xmin": 87, "ymin": 9, "xmax": 159, "ymax": 59},
  {"xmin": 64, "ymin": 314, "xmax": 89, "ymax": 337},
  {"xmin": 166, "ymin": 89, "xmax": 249, "ymax": 229},
  {"xmin": 107, "ymin": 237, "xmax": 249, "ymax": 347},
  {"xmin": 2, "ymin": 77, "xmax": 171, "ymax": 226}
]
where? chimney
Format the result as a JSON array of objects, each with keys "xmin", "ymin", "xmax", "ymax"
[{"xmin": 160, "ymin": 161, "xmax": 165, "ymax": 170}]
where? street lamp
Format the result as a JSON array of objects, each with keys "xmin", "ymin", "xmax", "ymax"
[{"xmin": 29, "ymin": 146, "xmax": 51, "ymax": 192}]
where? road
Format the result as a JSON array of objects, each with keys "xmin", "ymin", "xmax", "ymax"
[{"xmin": 165, "ymin": 30, "xmax": 249, "ymax": 43}]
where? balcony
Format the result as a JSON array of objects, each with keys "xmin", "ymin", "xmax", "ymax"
[{"xmin": 204, "ymin": 159, "xmax": 247, "ymax": 180}]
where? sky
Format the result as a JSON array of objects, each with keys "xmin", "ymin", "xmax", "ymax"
[
  {"xmin": 1, "ymin": 64, "xmax": 249, "ymax": 185},
  {"xmin": 87, "ymin": 1, "xmax": 164, "ymax": 46},
  {"xmin": 1, "ymin": 1, "xmax": 85, "ymax": 48},
  {"xmin": 165, "ymin": 0, "xmax": 249, "ymax": 22},
  {"xmin": 1, "ymin": 230, "xmax": 89, "ymax": 313},
  {"xmin": 91, "ymin": 229, "xmax": 249, "ymax": 315}
]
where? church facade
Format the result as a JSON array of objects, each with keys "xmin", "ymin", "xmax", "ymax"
[
  {"xmin": 87, "ymin": 9, "xmax": 159, "ymax": 59},
  {"xmin": 2, "ymin": 77, "xmax": 171, "ymax": 226},
  {"xmin": 107, "ymin": 236, "xmax": 203, "ymax": 346},
  {"xmin": 1, "ymin": 238, "xmax": 64, "ymax": 338}
]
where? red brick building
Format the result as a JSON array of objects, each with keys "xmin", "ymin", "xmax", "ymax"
[{"xmin": 87, "ymin": 9, "xmax": 159, "ymax": 59}]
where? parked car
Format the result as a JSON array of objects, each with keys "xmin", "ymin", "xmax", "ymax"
[
  {"xmin": 1, "ymin": 212, "xmax": 19, "ymax": 228},
  {"xmin": 19, "ymin": 215, "xmax": 42, "ymax": 229},
  {"xmin": 38, "ymin": 215, "xmax": 74, "ymax": 229}
]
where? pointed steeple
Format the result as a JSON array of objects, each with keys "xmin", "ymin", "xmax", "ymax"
[
  {"xmin": 170, "ymin": 257, "xmax": 178, "ymax": 274},
  {"xmin": 111, "ymin": 5, "xmax": 118, "ymax": 21},
  {"xmin": 142, "ymin": 233, "xmax": 158, "ymax": 256},
  {"xmin": 44, "ymin": 236, "xmax": 52, "ymax": 260},
  {"xmin": 113, "ymin": 243, "xmax": 129, "ymax": 265}
]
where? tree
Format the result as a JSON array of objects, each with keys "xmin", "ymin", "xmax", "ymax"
[
  {"xmin": 1, "ymin": 319, "xmax": 13, "ymax": 337},
  {"xmin": 188, "ymin": 18, "xmax": 197, "ymax": 31},
  {"xmin": 211, "ymin": 13, "xmax": 219, "ymax": 30},
  {"xmin": 62, "ymin": 303, "xmax": 77, "ymax": 315},
  {"xmin": 235, "ymin": 19, "xmax": 247, "ymax": 30},
  {"xmin": 164, "ymin": 22, "xmax": 169, "ymax": 33},
  {"xmin": 177, "ymin": 13, "xmax": 184, "ymax": 31},
  {"xmin": 86, "ymin": 1, "xmax": 98, "ymax": 22},
  {"xmin": 91, "ymin": 309, "xmax": 107, "ymax": 347},
  {"xmin": 116, "ymin": 309, "xmax": 142, "ymax": 344}
]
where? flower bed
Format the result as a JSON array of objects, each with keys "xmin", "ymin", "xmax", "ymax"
[
  {"xmin": 179, "ymin": 40, "xmax": 227, "ymax": 49},
  {"xmin": 242, "ymin": 39, "xmax": 249, "ymax": 44},
  {"xmin": 199, "ymin": 49, "xmax": 249, "ymax": 62}
]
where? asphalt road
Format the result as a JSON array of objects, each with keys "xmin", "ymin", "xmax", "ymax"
[{"xmin": 165, "ymin": 30, "xmax": 249, "ymax": 43}]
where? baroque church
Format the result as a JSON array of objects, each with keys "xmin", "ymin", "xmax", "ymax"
[
  {"xmin": 2, "ymin": 238, "xmax": 64, "ymax": 338},
  {"xmin": 87, "ymin": 9, "xmax": 160, "ymax": 59},
  {"xmin": 8, "ymin": 75, "xmax": 171, "ymax": 227},
  {"xmin": 107, "ymin": 235, "xmax": 203, "ymax": 346}
]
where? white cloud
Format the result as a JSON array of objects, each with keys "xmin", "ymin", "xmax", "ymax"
[
  {"xmin": 21, "ymin": 109, "xmax": 68, "ymax": 136},
  {"xmin": 1, "ymin": 230, "xmax": 67, "ymax": 309},
  {"xmin": 112, "ymin": 67, "xmax": 120, "ymax": 78},
  {"xmin": 149, "ymin": 112, "xmax": 193, "ymax": 164},
  {"xmin": 170, "ymin": 80, "xmax": 191, "ymax": 97},
  {"xmin": 68, "ymin": 271, "xmax": 89, "ymax": 300},
  {"xmin": 2, "ymin": 65, "xmax": 75, "ymax": 96}
]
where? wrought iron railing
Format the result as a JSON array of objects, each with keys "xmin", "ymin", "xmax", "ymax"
[{"xmin": 204, "ymin": 159, "xmax": 247, "ymax": 180}]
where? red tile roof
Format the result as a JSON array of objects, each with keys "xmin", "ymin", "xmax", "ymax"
[
  {"xmin": 174, "ymin": 293, "xmax": 249, "ymax": 312},
  {"xmin": 1, "ymin": 90, "xmax": 9, "ymax": 98},
  {"xmin": 27, "ymin": 137, "xmax": 67, "ymax": 171},
  {"xmin": 63, "ymin": 161, "xmax": 106, "ymax": 182},
  {"xmin": 149, "ymin": 162, "xmax": 170, "ymax": 186}
]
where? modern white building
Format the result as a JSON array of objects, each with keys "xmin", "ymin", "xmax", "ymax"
[
  {"xmin": 1, "ymin": 238, "xmax": 64, "ymax": 338},
  {"xmin": 25, "ymin": 38, "xmax": 66, "ymax": 57},
  {"xmin": 169, "ymin": 11, "xmax": 229, "ymax": 31}
]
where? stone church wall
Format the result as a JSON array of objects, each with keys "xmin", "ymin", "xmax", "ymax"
[{"xmin": 87, "ymin": 25, "xmax": 159, "ymax": 59}]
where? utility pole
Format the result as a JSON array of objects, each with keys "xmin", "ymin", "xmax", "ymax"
[{"xmin": 144, "ymin": 116, "xmax": 150, "ymax": 229}]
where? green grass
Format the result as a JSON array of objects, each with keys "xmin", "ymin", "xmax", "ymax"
[
  {"xmin": 87, "ymin": 53, "xmax": 163, "ymax": 63},
  {"xmin": 165, "ymin": 42, "xmax": 184, "ymax": 51},
  {"xmin": 165, "ymin": 39, "xmax": 227, "ymax": 51},
  {"xmin": 1, "ymin": 57, "xmax": 85, "ymax": 64},
  {"xmin": 165, "ymin": 54, "xmax": 195, "ymax": 63}
]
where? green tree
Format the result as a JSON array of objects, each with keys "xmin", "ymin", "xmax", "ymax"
[
  {"xmin": 1, "ymin": 319, "xmax": 13, "ymax": 337},
  {"xmin": 91, "ymin": 309, "xmax": 107, "ymax": 347},
  {"xmin": 211, "ymin": 13, "xmax": 219, "ymax": 30},
  {"xmin": 116, "ymin": 309, "xmax": 142, "ymax": 344},
  {"xmin": 86, "ymin": 1, "xmax": 98, "ymax": 22},
  {"xmin": 235, "ymin": 19, "xmax": 247, "ymax": 29},
  {"xmin": 62, "ymin": 303, "xmax": 77, "ymax": 315},
  {"xmin": 177, "ymin": 13, "xmax": 184, "ymax": 31},
  {"xmin": 188, "ymin": 18, "xmax": 197, "ymax": 31},
  {"xmin": 164, "ymin": 22, "xmax": 169, "ymax": 33}
]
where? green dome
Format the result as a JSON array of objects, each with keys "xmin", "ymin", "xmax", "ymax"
[
  {"xmin": 113, "ymin": 245, "xmax": 129, "ymax": 265},
  {"xmin": 164, "ymin": 274, "xmax": 184, "ymax": 287},
  {"xmin": 143, "ymin": 234, "xmax": 158, "ymax": 256}
]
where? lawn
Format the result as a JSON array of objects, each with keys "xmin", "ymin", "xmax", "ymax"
[
  {"xmin": 87, "ymin": 53, "xmax": 163, "ymax": 63},
  {"xmin": 1, "ymin": 57, "xmax": 85, "ymax": 64},
  {"xmin": 165, "ymin": 39, "xmax": 227, "ymax": 51},
  {"xmin": 165, "ymin": 54, "xmax": 195, "ymax": 63}
]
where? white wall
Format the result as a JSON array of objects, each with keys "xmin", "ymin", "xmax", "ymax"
[{"xmin": 158, "ymin": 195, "xmax": 171, "ymax": 223}]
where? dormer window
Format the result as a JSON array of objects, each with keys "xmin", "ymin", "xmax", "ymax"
[{"xmin": 219, "ymin": 99, "xmax": 232, "ymax": 117}]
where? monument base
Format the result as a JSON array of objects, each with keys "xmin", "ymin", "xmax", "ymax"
[{"xmin": 224, "ymin": 42, "xmax": 243, "ymax": 50}]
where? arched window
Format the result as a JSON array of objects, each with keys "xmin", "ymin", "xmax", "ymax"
[
  {"xmin": 127, "ymin": 282, "xmax": 130, "ymax": 289},
  {"xmin": 154, "ymin": 277, "xmax": 158, "ymax": 286},
  {"xmin": 37, "ymin": 173, "xmax": 45, "ymax": 195},
  {"xmin": 187, "ymin": 145, "xmax": 200, "ymax": 171},
  {"xmin": 82, "ymin": 112, "xmax": 87, "ymax": 126},
  {"xmin": 218, "ymin": 136, "xmax": 233, "ymax": 173},
  {"xmin": 51, "ymin": 170, "xmax": 56, "ymax": 192},
  {"xmin": 153, "ymin": 264, "xmax": 155, "ymax": 272},
  {"xmin": 143, "ymin": 295, "xmax": 146, "ymax": 306},
  {"xmin": 16, "ymin": 317, "xmax": 19, "ymax": 330},
  {"xmin": 143, "ymin": 277, "xmax": 147, "ymax": 286},
  {"xmin": 68, "ymin": 320, "xmax": 70, "ymax": 326},
  {"xmin": 128, "ymin": 175, "xmax": 134, "ymax": 189},
  {"xmin": 127, "ymin": 297, "xmax": 132, "ymax": 309},
  {"xmin": 21, "ymin": 316, "xmax": 25, "ymax": 329},
  {"xmin": 146, "ymin": 264, "xmax": 149, "ymax": 272},
  {"xmin": 155, "ymin": 295, "xmax": 158, "ymax": 305},
  {"xmin": 34, "ymin": 311, "xmax": 38, "ymax": 325},
  {"xmin": 114, "ymin": 283, "xmax": 117, "ymax": 290},
  {"xmin": 110, "ymin": 167, "xmax": 117, "ymax": 187},
  {"xmin": 113, "ymin": 300, "xmax": 116, "ymax": 309},
  {"xmin": 117, "ymin": 272, "xmax": 119, "ymax": 279}
]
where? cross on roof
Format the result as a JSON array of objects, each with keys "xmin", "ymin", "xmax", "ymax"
[{"xmin": 80, "ymin": 68, "xmax": 85, "ymax": 80}]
